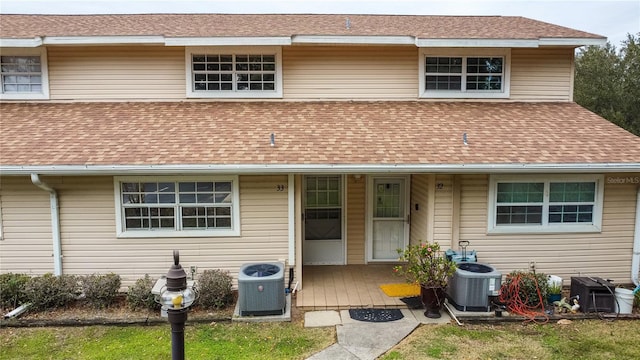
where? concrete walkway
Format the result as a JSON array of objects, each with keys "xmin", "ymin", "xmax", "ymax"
[{"xmin": 304, "ymin": 308, "xmax": 450, "ymax": 360}]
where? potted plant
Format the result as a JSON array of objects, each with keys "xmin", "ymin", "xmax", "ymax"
[
  {"xmin": 547, "ymin": 282, "xmax": 562, "ymax": 305},
  {"xmin": 394, "ymin": 241, "xmax": 457, "ymax": 318}
]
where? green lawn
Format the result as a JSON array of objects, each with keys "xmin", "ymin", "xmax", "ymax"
[
  {"xmin": 381, "ymin": 319, "xmax": 640, "ymax": 360},
  {"xmin": 0, "ymin": 322, "xmax": 334, "ymax": 360},
  {"xmin": 3, "ymin": 319, "xmax": 639, "ymax": 360}
]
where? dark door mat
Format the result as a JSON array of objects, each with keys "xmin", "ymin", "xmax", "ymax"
[
  {"xmin": 400, "ymin": 296, "xmax": 423, "ymax": 309},
  {"xmin": 348, "ymin": 308, "xmax": 404, "ymax": 322}
]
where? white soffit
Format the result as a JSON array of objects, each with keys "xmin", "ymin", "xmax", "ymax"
[
  {"xmin": 1, "ymin": 163, "xmax": 639, "ymax": 176},
  {"xmin": 42, "ymin": 36, "xmax": 165, "ymax": 45},
  {"xmin": 416, "ymin": 38, "xmax": 540, "ymax": 48},
  {"xmin": 538, "ymin": 37, "xmax": 607, "ymax": 46},
  {"xmin": 0, "ymin": 37, "xmax": 43, "ymax": 47},
  {"xmin": 165, "ymin": 37, "xmax": 292, "ymax": 46},
  {"xmin": 292, "ymin": 35, "xmax": 416, "ymax": 45}
]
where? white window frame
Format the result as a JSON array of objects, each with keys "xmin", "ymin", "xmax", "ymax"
[
  {"xmin": 419, "ymin": 48, "xmax": 510, "ymax": 99},
  {"xmin": 0, "ymin": 47, "xmax": 50, "ymax": 100},
  {"xmin": 114, "ymin": 176, "xmax": 241, "ymax": 238},
  {"xmin": 185, "ymin": 46, "xmax": 283, "ymax": 98},
  {"xmin": 487, "ymin": 174, "xmax": 604, "ymax": 234}
]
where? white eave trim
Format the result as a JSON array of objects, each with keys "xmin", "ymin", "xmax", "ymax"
[
  {"xmin": 415, "ymin": 38, "xmax": 606, "ymax": 48},
  {"xmin": 165, "ymin": 37, "xmax": 292, "ymax": 46},
  {"xmin": 1, "ymin": 163, "xmax": 639, "ymax": 175},
  {"xmin": 1, "ymin": 35, "xmax": 606, "ymax": 48},
  {"xmin": 42, "ymin": 36, "xmax": 166, "ymax": 45},
  {"xmin": 416, "ymin": 38, "xmax": 539, "ymax": 48},
  {"xmin": 292, "ymin": 35, "xmax": 415, "ymax": 45},
  {"xmin": 0, "ymin": 37, "xmax": 43, "ymax": 47},
  {"xmin": 539, "ymin": 37, "xmax": 607, "ymax": 46}
]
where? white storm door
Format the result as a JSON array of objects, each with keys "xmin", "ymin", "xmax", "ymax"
[
  {"xmin": 303, "ymin": 175, "xmax": 344, "ymax": 265},
  {"xmin": 370, "ymin": 177, "xmax": 409, "ymax": 261}
]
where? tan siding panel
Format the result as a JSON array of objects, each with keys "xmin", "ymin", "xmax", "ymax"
[
  {"xmin": 283, "ymin": 46, "xmax": 417, "ymax": 99},
  {"xmin": 4, "ymin": 175, "xmax": 291, "ymax": 286},
  {"xmin": 410, "ymin": 174, "xmax": 429, "ymax": 244},
  {"xmin": 458, "ymin": 174, "xmax": 638, "ymax": 284},
  {"xmin": 433, "ymin": 175, "xmax": 452, "ymax": 247},
  {"xmin": 510, "ymin": 48, "xmax": 573, "ymax": 101},
  {"xmin": 347, "ymin": 176, "xmax": 366, "ymax": 264},
  {"xmin": 0, "ymin": 176, "xmax": 55, "ymax": 274},
  {"xmin": 48, "ymin": 46, "xmax": 185, "ymax": 100}
]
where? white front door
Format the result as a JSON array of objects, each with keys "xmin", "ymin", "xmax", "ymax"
[
  {"xmin": 303, "ymin": 175, "xmax": 345, "ymax": 265},
  {"xmin": 369, "ymin": 176, "xmax": 409, "ymax": 261}
]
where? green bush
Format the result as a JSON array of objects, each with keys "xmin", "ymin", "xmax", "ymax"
[
  {"xmin": 127, "ymin": 274, "xmax": 160, "ymax": 310},
  {"xmin": 500, "ymin": 270, "xmax": 549, "ymax": 308},
  {"xmin": 0, "ymin": 273, "xmax": 30, "ymax": 309},
  {"xmin": 24, "ymin": 273, "xmax": 79, "ymax": 311},
  {"xmin": 81, "ymin": 273, "xmax": 121, "ymax": 309},
  {"xmin": 197, "ymin": 269, "xmax": 234, "ymax": 309}
]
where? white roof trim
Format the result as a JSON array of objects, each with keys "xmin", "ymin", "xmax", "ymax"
[
  {"xmin": 292, "ymin": 35, "xmax": 415, "ymax": 45},
  {"xmin": 42, "ymin": 36, "xmax": 166, "ymax": 45},
  {"xmin": 0, "ymin": 37, "xmax": 43, "ymax": 47},
  {"xmin": 165, "ymin": 37, "xmax": 292, "ymax": 46},
  {"xmin": 1, "ymin": 35, "xmax": 605, "ymax": 48},
  {"xmin": 539, "ymin": 37, "xmax": 607, "ymax": 46},
  {"xmin": 1, "ymin": 163, "xmax": 638, "ymax": 176},
  {"xmin": 416, "ymin": 39, "xmax": 540, "ymax": 48}
]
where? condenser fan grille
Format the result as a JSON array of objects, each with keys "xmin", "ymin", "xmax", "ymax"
[{"xmin": 243, "ymin": 264, "xmax": 280, "ymax": 277}]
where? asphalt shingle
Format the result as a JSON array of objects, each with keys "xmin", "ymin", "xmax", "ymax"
[
  {"xmin": 1, "ymin": 101, "xmax": 638, "ymax": 167},
  {"xmin": 0, "ymin": 14, "xmax": 604, "ymax": 40}
]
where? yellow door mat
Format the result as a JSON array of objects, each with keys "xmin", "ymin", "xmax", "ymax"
[{"xmin": 379, "ymin": 283, "xmax": 420, "ymax": 297}]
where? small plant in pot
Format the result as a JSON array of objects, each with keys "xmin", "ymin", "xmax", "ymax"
[
  {"xmin": 547, "ymin": 282, "xmax": 562, "ymax": 305},
  {"xmin": 394, "ymin": 241, "xmax": 457, "ymax": 318}
]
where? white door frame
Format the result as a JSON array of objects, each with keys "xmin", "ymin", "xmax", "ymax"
[
  {"xmin": 302, "ymin": 174, "xmax": 347, "ymax": 265},
  {"xmin": 366, "ymin": 175, "xmax": 410, "ymax": 262}
]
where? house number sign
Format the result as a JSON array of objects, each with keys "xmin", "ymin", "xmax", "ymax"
[
  {"xmin": 606, "ymin": 176, "xmax": 640, "ymax": 184},
  {"xmin": 276, "ymin": 184, "xmax": 286, "ymax": 191}
]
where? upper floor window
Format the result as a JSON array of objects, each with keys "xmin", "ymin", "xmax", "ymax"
[
  {"xmin": 419, "ymin": 49, "xmax": 510, "ymax": 99},
  {"xmin": 114, "ymin": 176, "xmax": 240, "ymax": 238},
  {"xmin": 185, "ymin": 47, "xmax": 282, "ymax": 98},
  {"xmin": 488, "ymin": 175, "xmax": 603, "ymax": 234},
  {"xmin": 0, "ymin": 48, "xmax": 49, "ymax": 100}
]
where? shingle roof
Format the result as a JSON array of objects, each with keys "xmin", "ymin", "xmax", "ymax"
[
  {"xmin": 0, "ymin": 14, "xmax": 604, "ymax": 40},
  {"xmin": 1, "ymin": 102, "xmax": 638, "ymax": 169}
]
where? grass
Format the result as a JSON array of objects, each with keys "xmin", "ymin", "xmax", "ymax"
[
  {"xmin": 380, "ymin": 319, "xmax": 640, "ymax": 360},
  {"xmin": 3, "ymin": 317, "xmax": 639, "ymax": 360},
  {"xmin": 0, "ymin": 322, "xmax": 334, "ymax": 360}
]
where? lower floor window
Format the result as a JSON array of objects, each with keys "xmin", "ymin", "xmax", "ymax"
[
  {"xmin": 489, "ymin": 175, "xmax": 603, "ymax": 233},
  {"xmin": 115, "ymin": 176, "xmax": 239, "ymax": 237}
]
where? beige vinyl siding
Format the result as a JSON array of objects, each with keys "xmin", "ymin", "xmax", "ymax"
[
  {"xmin": 458, "ymin": 174, "xmax": 639, "ymax": 284},
  {"xmin": 510, "ymin": 48, "xmax": 573, "ymax": 101},
  {"xmin": 0, "ymin": 176, "xmax": 55, "ymax": 274},
  {"xmin": 47, "ymin": 46, "xmax": 185, "ymax": 100},
  {"xmin": 410, "ymin": 174, "xmax": 429, "ymax": 245},
  {"xmin": 0, "ymin": 175, "xmax": 289, "ymax": 286},
  {"xmin": 283, "ymin": 46, "xmax": 418, "ymax": 99},
  {"xmin": 433, "ymin": 174, "xmax": 453, "ymax": 249},
  {"xmin": 346, "ymin": 176, "xmax": 366, "ymax": 264}
]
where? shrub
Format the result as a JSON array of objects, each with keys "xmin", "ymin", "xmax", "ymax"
[
  {"xmin": 197, "ymin": 269, "xmax": 234, "ymax": 309},
  {"xmin": 127, "ymin": 274, "xmax": 160, "ymax": 310},
  {"xmin": 0, "ymin": 273, "xmax": 30, "ymax": 309},
  {"xmin": 24, "ymin": 273, "xmax": 79, "ymax": 311},
  {"xmin": 81, "ymin": 273, "xmax": 121, "ymax": 309},
  {"xmin": 500, "ymin": 270, "xmax": 548, "ymax": 308}
]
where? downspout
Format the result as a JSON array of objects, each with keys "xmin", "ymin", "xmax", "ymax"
[
  {"xmin": 30, "ymin": 174, "xmax": 62, "ymax": 276},
  {"xmin": 632, "ymin": 187, "xmax": 640, "ymax": 286}
]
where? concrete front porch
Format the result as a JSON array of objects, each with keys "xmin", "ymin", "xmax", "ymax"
[{"xmin": 295, "ymin": 265, "xmax": 410, "ymax": 310}]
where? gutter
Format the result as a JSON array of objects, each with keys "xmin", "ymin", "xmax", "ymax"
[
  {"xmin": 30, "ymin": 174, "xmax": 62, "ymax": 276},
  {"xmin": 633, "ymin": 188, "xmax": 640, "ymax": 286},
  {"xmin": 2, "ymin": 163, "xmax": 640, "ymax": 176}
]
